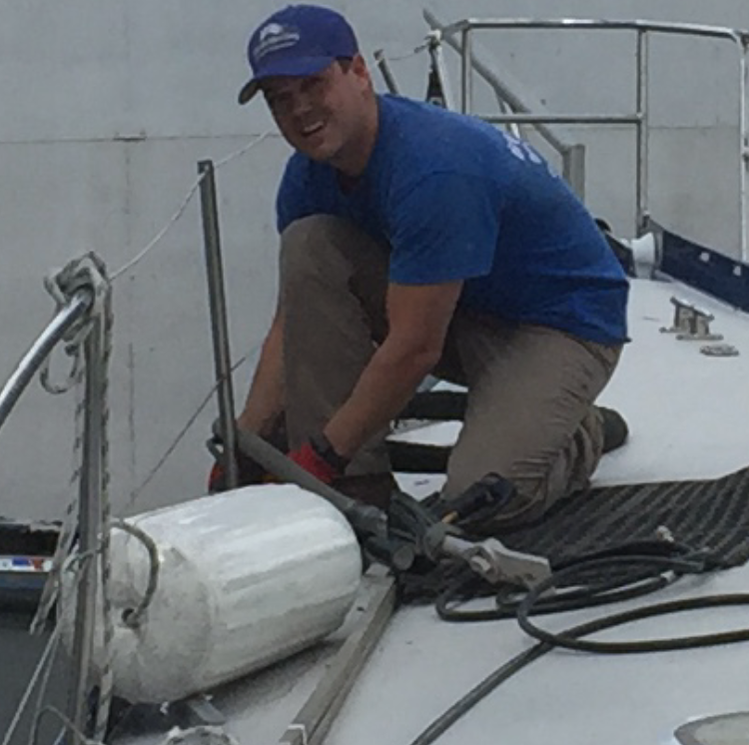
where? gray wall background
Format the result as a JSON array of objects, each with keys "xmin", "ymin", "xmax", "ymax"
[{"xmin": 1, "ymin": 0, "xmax": 747, "ymax": 520}]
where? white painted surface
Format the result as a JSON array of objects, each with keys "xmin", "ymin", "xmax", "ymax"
[{"xmin": 59, "ymin": 484, "xmax": 361, "ymax": 704}]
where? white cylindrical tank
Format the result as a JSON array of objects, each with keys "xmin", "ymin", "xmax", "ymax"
[{"xmin": 59, "ymin": 484, "xmax": 362, "ymax": 704}]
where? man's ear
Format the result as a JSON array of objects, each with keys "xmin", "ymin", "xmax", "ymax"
[{"xmin": 351, "ymin": 53, "xmax": 372, "ymax": 86}]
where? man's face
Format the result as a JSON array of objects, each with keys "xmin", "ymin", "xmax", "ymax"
[{"xmin": 261, "ymin": 57, "xmax": 370, "ymax": 167}]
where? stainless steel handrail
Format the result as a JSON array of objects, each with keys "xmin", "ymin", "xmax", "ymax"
[
  {"xmin": 0, "ymin": 268, "xmax": 109, "ymax": 744},
  {"xmin": 0, "ymin": 289, "xmax": 93, "ymax": 430},
  {"xmin": 437, "ymin": 18, "xmax": 746, "ymax": 41},
  {"xmin": 424, "ymin": 9, "xmax": 587, "ymax": 200},
  {"xmin": 432, "ymin": 16, "xmax": 749, "ymax": 258}
]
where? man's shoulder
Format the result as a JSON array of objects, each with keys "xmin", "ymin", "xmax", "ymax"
[{"xmin": 377, "ymin": 95, "xmax": 513, "ymax": 184}]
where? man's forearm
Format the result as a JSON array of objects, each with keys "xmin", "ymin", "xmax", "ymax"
[
  {"xmin": 323, "ymin": 340, "xmax": 439, "ymax": 460},
  {"xmin": 236, "ymin": 313, "xmax": 285, "ymax": 436}
]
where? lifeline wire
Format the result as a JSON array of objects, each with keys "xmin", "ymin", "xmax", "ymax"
[
  {"xmin": 123, "ymin": 349, "xmax": 255, "ymax": 511},
  {"xmin": 31, "ymin": 705, "xmax": 106, "ymax": 745},
  {"xmin": 0, "ymin": 626, "xmax": 60, "ymax": 745},
  {"xmin": 109, "ymin": 132, "xmax": 272, "ymax": 282},
  {"xmin": 9, "ymin": 133, "xmax": 272, "ymax": 745},
  {"xmin": 380, "ymin": 43, "xmax": 429, "ymax": 62},
  {"xmin": 112, "ymin": 133, "xmax": 272, "ymax": 507}
]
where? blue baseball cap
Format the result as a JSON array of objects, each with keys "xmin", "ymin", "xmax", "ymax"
[{"xmin": 238, "ymin": 5, "xmax": 359, "ymax": 105}]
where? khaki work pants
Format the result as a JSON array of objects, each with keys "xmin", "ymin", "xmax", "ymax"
[{"xmin": 279, "ymin": 215, "xmax": 622, "ymax": 526}]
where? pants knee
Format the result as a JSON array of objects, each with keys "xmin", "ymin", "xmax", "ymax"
[{"xmin": 279, "ymin": 215, "xmax": 349, "ymax": 288}]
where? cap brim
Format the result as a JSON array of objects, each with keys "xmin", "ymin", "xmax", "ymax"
[
  {"xmin": 237, "ymin": 56, "xmax": 336, "ymax": 105},
  {"xmin": 238, "ymin": 79, "xmax": 260, "ymax": 105}
]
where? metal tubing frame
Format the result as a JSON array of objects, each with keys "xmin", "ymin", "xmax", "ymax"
[
  {"xmin": 445, "ymin": 17, "xmax": 749, "ymax": 253},
  {"xmin": 0, "ymin": 289, "xmax": 92, "ymax": 430},
  {"xmin": 562, "ymin": 143, "xmax": 586, "ymax": 201},
  {"xmin": 67, "ymin": 316, "xmax": 105, "ymax": 743},
  {"xmin": 460, "ymin": 28, "xmax": 472, "ymax": 114},
  {"xmin": 373, "ymin": 50, "xmax": 399, "ymax": 95},
  {"xmin": 741, "ymin": 39, "xmax": 749, "ymax": 259},
  {"xmin": 424, "ymin": 9, "xmax": 572, "ymax": 153},
  {"xmin": 427, "ymin": 35, "xmax": 455, "ymax": 111},
  {"xmin": 482, "ymin": 114, "xmax": 641, "ymax": 125},
  {"xmin": 438, "ymin": 18, "xmax": 745, "ymax": 41},
  {"xmin": 198, "ymin": 159, "xmax": 239, "ymax": 489},
  {"xmin": 636, "ymin": 29, "xmax": 650, "ymax": 233}
]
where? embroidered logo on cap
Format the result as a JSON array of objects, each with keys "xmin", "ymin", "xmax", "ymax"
[{"xmin": 253, "ymin": 23, "xmax": 301, "ymax": 62}]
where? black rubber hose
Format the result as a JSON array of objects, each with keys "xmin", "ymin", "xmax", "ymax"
[
  {"xmin": 398, "ymin": 390, "xmax": 467, "ymax": 421},
  {"xmin": 409, "ymin": 589, "xmax": 749, "ymax": 745},
  {"xmin": 517, "ymin": 556, "xmax": 749, "ymax": 653},
  {"xmin": 435, "ymin": 570, "xmax": 674, "ymax": 623},
  {"xmin": 434, "ymin": 542, "xmax": 705, "ymax": 622},
  {"xmin": 387, "ymin": 441, "xmax": 451, "ymax": 473}
]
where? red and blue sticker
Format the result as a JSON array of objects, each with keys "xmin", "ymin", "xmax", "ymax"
[{"xmin": 0, "ymin": 555, "xmax": 52, "ymax": 573}]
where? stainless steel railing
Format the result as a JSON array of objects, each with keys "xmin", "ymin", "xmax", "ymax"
[
  {"xmin": 423, "ymin": 10, "xmax": 587, "ymax": 201},
  {"xmin": 0, "ymin": 259, "xmax": 110, "ymax": 745},
  {"xmin": 425, "ymin": 17, "xmax": 749, "ymax": 259},
  {"xmin": 0, "ymin": 290, "xmax": 92, "ymax": 429}
]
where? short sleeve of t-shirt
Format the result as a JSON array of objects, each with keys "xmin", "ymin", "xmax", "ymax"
[{"xmin": 388, "ymin": 172, "xmax": 503, "ymax": 285}]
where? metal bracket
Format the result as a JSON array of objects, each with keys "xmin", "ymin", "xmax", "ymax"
[
  {"xmin": 437, "ymin": 533, "xmax": 551, "ymax": 588},
  {"xmin": 700, "ymin": 343, "xmax": 739, "ymax": 357},
  {"xmin": 660, "ymin": 296, "xmax": 723, "ymax": 341},
  {"xmin": 674, "ymin": 711, "xmax": 749, "ymax": 744},
  {"xmin": 279, "ymin": 570, "xmax": 397, "ymax": 745},
  {"xmin": 171, "ymin": 695, "xmax": 227, "ymax": 727}
]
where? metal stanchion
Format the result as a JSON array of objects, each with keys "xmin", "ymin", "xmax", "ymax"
[{"xmin": 198, "ymin": 159, "xmax": 239, "ymax": 489}]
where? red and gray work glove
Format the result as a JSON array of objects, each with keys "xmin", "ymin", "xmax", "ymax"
[
  {"xmin": 288, "ymin": 433, "xmax": 349, "ymax": 485},
  {"xmin": 207, "ymin": 422, "xmax": 280, "ymax": 493}
]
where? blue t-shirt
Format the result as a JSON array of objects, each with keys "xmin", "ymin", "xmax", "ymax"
[{"xmin": 276, "ymin": 94, "xmax": 629, "ymax": 345}]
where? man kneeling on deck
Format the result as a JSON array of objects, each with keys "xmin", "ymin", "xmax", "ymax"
[{"xmin": 210, "ymin": 4, "xmax": 630, "ymax": 531}]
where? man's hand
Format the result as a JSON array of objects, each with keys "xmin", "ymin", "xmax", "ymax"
[
  {"xmin": 288, "ymin": 433, "xmax": 350, "ymax": 485},
  {"xmin": 324, "ymin": 280, "xmax": 463, "ymax": 460},
  {"xmin": 207, "ymin": 446, "xmax": 274, "ymax": 493},
  {"xmin": 207, "ymin": 424, "xmax": 280, "ymax": 493}
]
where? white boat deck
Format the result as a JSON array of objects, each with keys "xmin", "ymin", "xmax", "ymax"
[{"xmin": 115, "ymin": 273, "xmax": 749, "ymax": 745}]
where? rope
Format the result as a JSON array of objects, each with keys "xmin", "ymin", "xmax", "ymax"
[
  {"xmin": 0, "ymin": 626, "xmax": 60, "ymax": 745},
  {"xmin": 378, "ymin": 42, "xmax": 429, "ymax": 62},
  {"xmin": 123, "ymin": 349, "xmax": 255, "ymax": 511},
  {"xmin": 109, "ymin": 132, "xmax": 272, "ymax": 282},
  {"xmin": 109, "ymin": 520, "xmax": 161, "ymax": 627},
  {"xmin": 94, "ymin": 274, "xmax": 115, "ymax": 742},
  {"xmin": 31, "ymin": 706, "xmax": 106, "ymax": 745},
  {"xmin": 30, "ymin": 628, "xmax": 62, "ymax": 745},
  {"xmin": 14, "ymin": 131, "xmax": 273, "ymax": 745}
]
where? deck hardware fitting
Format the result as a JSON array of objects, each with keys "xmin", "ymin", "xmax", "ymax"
[{"xmin": 660, "ymin": 297, "xmax": 724, "ymax": 341}]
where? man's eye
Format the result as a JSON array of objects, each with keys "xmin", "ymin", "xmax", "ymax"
[
  {"xmin": 305, "ymin": 77, "xmax": 324, "ymax": 92},
  {"xmin": 268, "ymin": 94, "xmax": 290, "ymax": 109}
]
